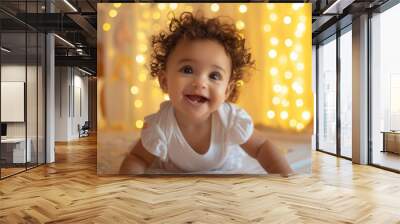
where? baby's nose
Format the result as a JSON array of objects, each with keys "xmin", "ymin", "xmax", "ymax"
[{"xmin": 191, "ymin": 76, "xmax": 207, "ymax": 89}]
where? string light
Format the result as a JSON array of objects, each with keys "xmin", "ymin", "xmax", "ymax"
[
  {"xmin": 270, "ymin": 67, "xmax": 278, "ymax": 76},
  {"xmin": 266, "ymin": 3, "xmax": 275, "ymax": 10},
  {"xmin": 269, "ymin": 13, "xmax": 278, "ymax": 21},
  {"xmin": 136, "ymin": 120, "xmax": 144, "ymax": 129},
  {"xmin": 302, "ymin": 111, "xmax": 311, "ymax": 120},
  {"xmin": 130, "ymin": 86, "xmax": 139, "ymax": 95},
  {"xmin": 272, "ymin": 96, "xmax": 280, "ymax": 105},
  {"xmin": 267, "ymin": 110, "xmax": 275, "ymax": 119},
  {"xmin": 290, "ymin": 51, "xmax": 298, "ymax": 61},
  {"xmin": 296, "ymin": 99, "xmax": 304, "ymax": 107},
  {"xmin": 157, "ymin": 3, "xmax": 167, "ymax": 10},
  {"xmin": 109, "ymin": 9, "xmax": 118, "ymax": 18},
  {"xmin": 268, "ymin": 49, "xmax": 277, "ymax": 58},
  {"xmin": 296, "ymin": 123, "xmax": 304, "ymax": 130},
  {"xmin": 284, "ymin": 38, "xmax": 293, "ymax": 47},
  {"xmin": 152, "ymin": 12, "xmax": 161, "ymax": 20},
  {"xmin": 296, "ymin": 62, "xmax": 305, "ymax": 71},
  {"xmin": 295, "ymin": 30, "xmax": 303, "ymax": 38},
  {"xmin": 102, "ymin": 23, "xmax": 111, "ymax": 31},
  {"xmin": 280, "ymin": 111, "xmax": 289, "ymax": 120},
  {"xmin": 281, "ymin": 99, "xmax": 290, "ymax": 107},
  {"xmin": 263, "ymin": 24, "xmax": 271, "ymax": 32},
  {"xmin": 210, "ymin": 3, "xmax": 220, "ymax": 12},
  {"xmin": 235, "ymin": 20, "xmax": 245, "ymax": 30},
  {"xmin": 284, "ymin": 71, "xmax": 293, "ymax": 79},
  {"xmin": 297, "ymin": 23, "xmax": 306, "ymax": 32},
  {"xmin": 239, "ymin": 5, "xmax": 247, "ymax": 13},
  {"xmin": 113, "ymin": 3, "xmax": 121, "ymax": 8},
  {"xmin": 273, "ymin": 84, "xmax": 282, "ymax": 93},
  {"xmin": 138, "ymin": 44, "xmax": 148, "ymax": 53},
  {"xmin": 169, "ymin": 3, "xmax": 178, "ymax": 10},
  {"xmin": 292, "ymin": 3, "xmax": 303, "ymax": 11},
  {"xmin": 134, "ymin": 99, "xmax": 143, "ymax": 108},
  {"xmin": 283, "ymin": 16, "xmax": 292, "ymax": 24},
  {"xmin": 135, "ymin": 54, "xmax": 145, "ymax": 64},
  {"xmin": 292, "ymin": 81, "xmax": 304, "ymax": 94},
  {"xmin": 270, "ymin": 37, "xmax": 279, "ymax": 46},
  {"xmin": 295, "ymin": 44, "xmax": 303, "ymax": 52}
]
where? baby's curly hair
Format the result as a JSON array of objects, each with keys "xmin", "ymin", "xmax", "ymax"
[{"xmin": 150, "ymin": 11, "xmax": 254, "ymax": 102}]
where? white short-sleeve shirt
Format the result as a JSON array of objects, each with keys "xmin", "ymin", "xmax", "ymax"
[{"xmin": 141, "ymin": 101, "xmax": 254, "ymax": 172}]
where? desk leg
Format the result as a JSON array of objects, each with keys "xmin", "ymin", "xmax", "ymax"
[{"xmin": 382, "ymin": 133, "xmax": 386, "ymax": 153}]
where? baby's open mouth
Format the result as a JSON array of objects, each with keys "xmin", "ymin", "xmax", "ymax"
[{"xmin": 185, "ymin": 94, "xmax": 209, "ymax": 104}]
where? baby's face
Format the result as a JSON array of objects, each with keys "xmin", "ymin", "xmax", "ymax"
[{"xmin": 159, "ymin": 38, "xmax": 232, "ymax": 121}]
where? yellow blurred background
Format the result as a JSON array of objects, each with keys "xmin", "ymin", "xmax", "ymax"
[{"xmin": 98, "ymin": 3, "xmax": 313, "ymax": 133}]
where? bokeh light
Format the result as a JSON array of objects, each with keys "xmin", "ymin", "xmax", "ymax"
[
  {"xmin": 99, "ymin": 3, "xmax": 312, "ymax": 132},
  {"xmin": 211, "ymin": 3, "xmax": 220, "ymax": 12}
]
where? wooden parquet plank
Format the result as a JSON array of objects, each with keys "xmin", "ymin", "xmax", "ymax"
[{"xmin": 1, "ymin": 135, "xmax": 400, "ymax": 223}]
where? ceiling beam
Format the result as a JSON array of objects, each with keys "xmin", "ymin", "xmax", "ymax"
[
  {"xmin": 67, "ymin": 13, "xmax": 96, "ymax": 40},
  {"xmin": 322, "ymin": 0, "xmax": 356, "ymax": 14}
]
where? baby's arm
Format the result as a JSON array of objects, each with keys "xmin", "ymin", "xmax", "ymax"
[
  {"xmin": 241, "ymin": 129, "xmax": 293, "ymax": 176},
  {"xmin": 119, "ymin": 139, "xmax": 156, "ymax": 174}
]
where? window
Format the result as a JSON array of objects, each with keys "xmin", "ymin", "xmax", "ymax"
[
  {"xmin": 371, "ymin": 3, "xmax": 400, "ymax": 171},
  {"xmin": 317, "ymin": 36, "xmax": 337, "ymax": 154},
  {"xmin": 339, "ymin": 28, "xmax": 352, "ymax": 158}
]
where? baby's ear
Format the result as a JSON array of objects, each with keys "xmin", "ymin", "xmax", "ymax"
[
  {"xmin": 158, "ymin": 71, "xmax": 168, "ymax": 92},
  {"xmin": 225, "ymin": 81, "xmax": 235, "ymax": 100}
]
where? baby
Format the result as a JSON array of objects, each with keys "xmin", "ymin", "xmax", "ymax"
[{"xmin": 120, "ymin": 12, "xmax": 293, "ymax": 176}]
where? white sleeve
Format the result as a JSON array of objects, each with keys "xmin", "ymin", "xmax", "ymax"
[
  {"xmin": 222, "ymin": 103, "xmax": 254, "ymax": 145},
  {"xmin": 140, "ymin": 111, "xmax": 168, "ymax": 161}
]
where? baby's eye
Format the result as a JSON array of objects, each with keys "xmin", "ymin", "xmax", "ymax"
[
  {"xmin": 209, "ymin": 72, "xmax": 222, "ymax": 81},
  {"xmin": 179, "ymin": 65, "xmax": 193, "ymax": 74}
]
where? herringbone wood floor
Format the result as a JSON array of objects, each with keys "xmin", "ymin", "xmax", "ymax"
[{"xmin": 1, "ymin": 135, "xmax": 400, "ymax": 223}]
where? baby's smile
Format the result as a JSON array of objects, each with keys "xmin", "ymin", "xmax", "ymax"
[{"xmin": 184, "ymin": 94, "xmax": 209, "ymax": 105}]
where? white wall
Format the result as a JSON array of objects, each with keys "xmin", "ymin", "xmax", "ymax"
[
  {"xmin": 55, "ymin": 67, "xmax": 89, "ymax": 141},
  {"xmin": 55, "ymin": 67, "xmax": 69, "ymax": 141}
]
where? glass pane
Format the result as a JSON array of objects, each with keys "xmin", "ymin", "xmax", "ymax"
[
  {"xmin": 27, "ymin": 31, "xmax": 38, "ymax": 169},
  {"xmin": 1, "ymin": 30, "xmax": 27, "ymax": 177},
  {"xmin": 371, "ymin": 4, "xmax": 400, "ymax": 171},
  {"xmin": 38, "ymin": 32, "xmax": 45, "ymax": 165},
  {"xmin": 340, "ymin": 29, "xmax": 352, "ymax": 158},
  {"xmin": 317, "ymin": 37, "xmax": 337, "ymax": 154}
]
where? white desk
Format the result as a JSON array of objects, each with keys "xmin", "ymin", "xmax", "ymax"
[{"xmin": 1, "ymin": 138, "xmax": 31, "ymax": 163}]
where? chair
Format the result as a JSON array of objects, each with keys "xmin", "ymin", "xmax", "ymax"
[{"xmin": 79, "ymin": 121, "xmax": 90, "ymax": 138}]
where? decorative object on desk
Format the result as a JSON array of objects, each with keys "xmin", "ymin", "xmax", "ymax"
[{"xmin": 79, "ymin": 121, "xmax": 90, "ymax": 138}]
